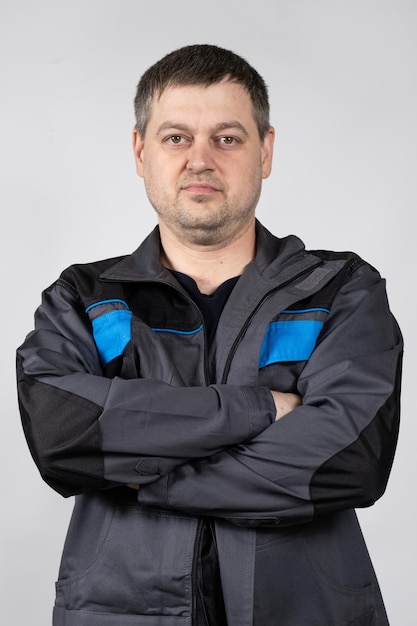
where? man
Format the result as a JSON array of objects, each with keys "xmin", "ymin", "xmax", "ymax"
[{"xmin": 17, "ymin": 44, "xmax": 402, "ymax": 625}]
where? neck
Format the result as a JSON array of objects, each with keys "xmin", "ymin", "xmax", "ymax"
[{"xmin": 159, "ymin": 222, "xmax": 256, "ymax": 295}]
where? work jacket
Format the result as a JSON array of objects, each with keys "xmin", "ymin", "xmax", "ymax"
[{"xmin": 17, "ymin": 221, "xmax": 403, "ymax": 625}]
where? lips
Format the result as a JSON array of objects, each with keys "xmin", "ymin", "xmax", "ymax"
[{"xmin": 181, "ymin": 179, "xmax": 222, "ymax": 194}]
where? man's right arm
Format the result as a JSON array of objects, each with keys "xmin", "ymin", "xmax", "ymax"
[{"xmin": 17, "ymin": 281, "xmax": 276, "ymax": 497}]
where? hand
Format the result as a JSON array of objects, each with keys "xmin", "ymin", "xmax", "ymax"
[
  {"xmin": 270, "ymin": 390, "xmax": 302, "ymax": 421},
  {"xmin": 127, "ymin": 484, "xmax": 140, "ymax": 490}
]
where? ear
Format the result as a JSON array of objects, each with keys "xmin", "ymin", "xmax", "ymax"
[
  {"xmin": 261, "ymin": 126, "xmax": 275, "ymax": 179},
  {"xmin": 132, "ymin": 128, "xmax": 145, "ymax": 178}
]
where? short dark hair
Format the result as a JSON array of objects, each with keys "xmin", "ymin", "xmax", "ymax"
[{"xmin": 134, "ymin": 44, "xmax": 270, "ymax": 139}]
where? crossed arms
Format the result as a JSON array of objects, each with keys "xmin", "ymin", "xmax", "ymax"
[{"xmin": 17, "ymin": 265, "xmax": 402, "ymax": 525}]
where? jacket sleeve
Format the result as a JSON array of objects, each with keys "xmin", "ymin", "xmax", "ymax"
[
  {"xmin": 16, "ymin": 281, "xmax": 275, "ymax": 497},
  {"xmin": 138, "ymin": 264, "xmax": 403, "ymax": 526}
]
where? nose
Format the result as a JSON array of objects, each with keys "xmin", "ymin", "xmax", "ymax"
[{"xmin": 186, "ymin": 139, "xmax": 215, "ymax": 173}]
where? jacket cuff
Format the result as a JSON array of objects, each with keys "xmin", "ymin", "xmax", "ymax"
[{"xmin": 241, "ymin": 386, "xmax": 276, "ymax": 437}]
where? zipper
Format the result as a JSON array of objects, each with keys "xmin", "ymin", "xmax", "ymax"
[
  {"xmin": 191, "ymin": 518, "xmax": 207, "ymax": 626},
  {"xmin": 220, "ymin": 261, "xmax": 323, "ymax": 384}
]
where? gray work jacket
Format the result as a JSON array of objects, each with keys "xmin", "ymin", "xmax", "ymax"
[{"xmin": 17, "ymin": 221, "xmax": 402, "ymax": 625}]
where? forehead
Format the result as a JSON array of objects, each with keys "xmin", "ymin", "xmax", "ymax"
[{"xmin": 148, "ymin": 80, "xmax": 256, "ymax": 129}]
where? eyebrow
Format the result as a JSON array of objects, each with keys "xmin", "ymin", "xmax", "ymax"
[{"xmin": 156, "ymin": 121, "xmax": 249, "ymax": 137}]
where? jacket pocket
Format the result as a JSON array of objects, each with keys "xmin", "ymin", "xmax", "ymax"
[
  {"xmin": 254, "ymin": 513, "xmax": 380, "ymax": 625},
  {"xmin": 55, "ymin": 496, "xmax": 199, "ymax": 618}
]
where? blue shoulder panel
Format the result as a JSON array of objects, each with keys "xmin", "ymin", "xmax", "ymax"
[
  {"xmin": 86, "ymin": 300, "xmax": 132, "ymax": 366},
  {"xmin": 91, "ymin": 310, "xmax": 132, "ymax": 366}
]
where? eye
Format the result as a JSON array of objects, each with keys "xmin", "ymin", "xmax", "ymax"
[
  {"xmin": 219, "ymin": 136, "xmax": 237, "ymax": 145},
  {"xmin": 166, "ymin": 135, "xmax": 184, "ymax": 145}
]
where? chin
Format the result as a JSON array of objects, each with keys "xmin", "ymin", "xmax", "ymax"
[{"xmin": 183, "ymin": 222, "xmax": 233, "ymax": 247}]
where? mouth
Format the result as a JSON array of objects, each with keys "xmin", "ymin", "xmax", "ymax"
[{"xmin": 181, "ymin": 181, "xmax": 221, "ymax": 195}]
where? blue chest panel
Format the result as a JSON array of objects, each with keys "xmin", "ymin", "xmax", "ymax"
[{"xmin": 259, "ymin": 308, "xmax": 329, "ymax": 367}]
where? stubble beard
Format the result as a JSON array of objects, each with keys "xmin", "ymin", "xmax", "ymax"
[
  {"xmin": 162, "ymin": 197, "xmax": 255, "ymax": 246},
  {"xmin": 150, "ymin": 186, "xmax": 260, "ymax": 247}
]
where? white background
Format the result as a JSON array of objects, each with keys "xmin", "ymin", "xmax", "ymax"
[{"xmin": 1, "ymin": 1, "xmax": 415, "ymax": 624}]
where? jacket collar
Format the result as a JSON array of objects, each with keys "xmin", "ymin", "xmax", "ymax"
[
  {"xmin": 98, "ymin": 220, "xmax": 318, "ymax": 286},
  {"xmin": 99, "ymin": 226, "xmax": 170, "ymax": 283}
]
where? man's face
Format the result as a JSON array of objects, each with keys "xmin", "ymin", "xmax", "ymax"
[{"xmin": 133, "ymin": 79, "xmax": 274, "ymax": 247}]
